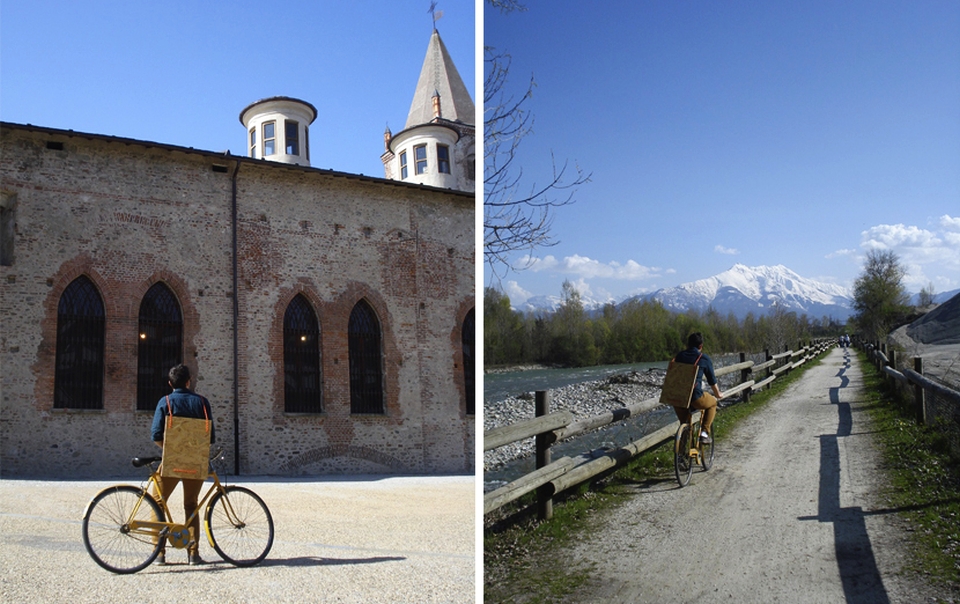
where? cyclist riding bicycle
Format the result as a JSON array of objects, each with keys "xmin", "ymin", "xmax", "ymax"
[{"xmin": 672, "ymin": 333, "xmax": 723, "ymax": 443}]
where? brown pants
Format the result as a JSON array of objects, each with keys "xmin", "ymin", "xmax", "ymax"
[
  {"xmin": 153, "ymin": 476, "xmax": 204, "ymax": 554},
  {"xmin": 673, "ymin": 392, "xmax": 718, "ymax": 433}
]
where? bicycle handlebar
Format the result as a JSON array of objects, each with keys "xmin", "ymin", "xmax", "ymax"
[{"xmin": 131, "ymin": 446, "xmax": 225, "ymax": 469}]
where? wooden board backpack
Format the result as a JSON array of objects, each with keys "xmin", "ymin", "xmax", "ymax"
[
  {"xmin": 659, "ymin": 353, "xmax": 702, "ymax": 409},
  {"xmin": 160, "ymin": 396, "xmax": 211, "ymax": 481}
]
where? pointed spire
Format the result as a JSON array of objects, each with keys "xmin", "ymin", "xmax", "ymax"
[{"xmin": 404, "ymin": 29, "xmax": 474, "ymax": 129}]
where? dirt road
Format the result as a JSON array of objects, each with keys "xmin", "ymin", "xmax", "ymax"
[{"xmin": 565, "ymin": 347, "xmax": 942, "ymax": 603}]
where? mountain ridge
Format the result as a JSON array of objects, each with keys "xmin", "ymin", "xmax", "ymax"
[{"xmin": 519, "ymin": 264, "xmax": 855, "ymax": 320}]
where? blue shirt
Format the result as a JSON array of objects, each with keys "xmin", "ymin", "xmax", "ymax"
[
  {"xmin": 151, "ymin": 388, "xmax": 215, "ymax": 444},
  {"xmin": 675, "ymin": 347, "xmax": 717, "ymax": 402}
]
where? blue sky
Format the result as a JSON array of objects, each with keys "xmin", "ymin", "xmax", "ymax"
[
  {"xmin": 1, "ymin": 0, "xmax": 475, "ymax": 180},
  {"xmin": 485, "ymin": 0, "xmax": 960, "ymax": 305}
]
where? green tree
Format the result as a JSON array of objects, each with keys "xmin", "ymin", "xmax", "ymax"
[
  {"xmin": 852, "ymin": 250, "xmax": 910, "ymax": 342},
  {"xmin": 483, "ymin": 287, "xmax": 526, "ymax": 365}
]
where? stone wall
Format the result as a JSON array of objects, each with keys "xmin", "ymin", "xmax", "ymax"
[{"xmin": 0, "ymin": 124, "xmax": 475, "ymax": 478}]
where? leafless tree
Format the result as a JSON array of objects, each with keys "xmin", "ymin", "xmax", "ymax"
[{"xmin": 484, "ymin": 2, "xmax": 590, "ymax": 280}]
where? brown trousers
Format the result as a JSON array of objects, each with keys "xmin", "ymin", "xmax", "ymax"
[
  {"xmin": 153, "ymin": 476, "xmax": 204, "ymax": 554},
  {"xmin": 673, "ymin": 391, "xmax": 718, "ymax": 433}
]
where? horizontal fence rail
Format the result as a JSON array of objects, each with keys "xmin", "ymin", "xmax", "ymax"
[
  {"xmin": 484, "ymin": 340, "xmax": 834, "ymax": 518},
  {"xmin": 862, "ymin": 341, "xmax": 960, "ymax": 431}
]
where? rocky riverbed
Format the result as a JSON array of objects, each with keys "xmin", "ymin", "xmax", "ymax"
[
  {"xmin": 484, "ymin": 367, "xmax": 745, "ymax": 472},
  {"xmin": 483, "ymin": 369, "xmax": 668, "ymax": 471}
]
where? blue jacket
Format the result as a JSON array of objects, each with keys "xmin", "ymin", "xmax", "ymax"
[
  {"xmin": 675, "ymin": 347, "xmax": 717, "ymax": 402},
  {"xmin": 151, "ymin": 388, "xmax": 215, "ymax": 444}
]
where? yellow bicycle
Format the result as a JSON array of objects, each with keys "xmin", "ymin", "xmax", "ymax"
[
  {"xmin": 674, "ymin": 411, "xmax": 715, "ymax": 487},
  {"xmin": 81, "ymin": 448, "xmax": 273, "ymax": 574}
]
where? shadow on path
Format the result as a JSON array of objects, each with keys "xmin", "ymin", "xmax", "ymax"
[
  {"xmin": 800, "ymin": 349, "xmax": 890, "ymax": 604},
  {"xmin": 260, "ymin": 555, "xmax": 406, "ymax": 568}
]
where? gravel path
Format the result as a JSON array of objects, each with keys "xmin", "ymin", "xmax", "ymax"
[
  {"xmin": 562, "ymin": 347, "xmax": 948, "ymax": 603},
  {"xmin": 1, "ymin": 475, "xmax": 474, "ymax": 603}
]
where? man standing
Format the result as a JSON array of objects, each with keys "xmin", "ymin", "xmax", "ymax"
[
  {"xmin": 151, "ymin": 364, "xmax": 215, "ymax": 565},
  {"xmin": 673, "ymin": 333, "xmax": 723, "ymax": 443}
]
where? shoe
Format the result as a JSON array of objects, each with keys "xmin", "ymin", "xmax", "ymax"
[
  {"xmin": 188, "ymin": 552, "xmax": 206, "ymax": 566},
  {"xmin": 156, "ymin": 551, "xmax": 166, "ymax": 565},
  {"xmin": 700, "ymin": 431, "xmax": 712, "ymax": 444}
]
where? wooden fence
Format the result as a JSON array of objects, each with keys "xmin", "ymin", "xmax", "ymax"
[
  {"xmin": 861, "ymin": 340, "xmax": 960, "ymax": 427},
  {"xmin": 484, "ymin": 340, "xmax": 834, "ymax": 518}
]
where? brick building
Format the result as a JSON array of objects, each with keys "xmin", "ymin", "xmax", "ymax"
[{"xmin": 0, "ymin": 30, "xmax": 475, "ymax": 478}]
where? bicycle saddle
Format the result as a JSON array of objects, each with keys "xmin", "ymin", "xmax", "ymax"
[{"xmin": 132, "ymin": 456, "xmax": 162, "ymax": 467}]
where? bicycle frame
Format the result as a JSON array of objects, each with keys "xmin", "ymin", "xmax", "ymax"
[
  {"xmin": 125, "ymin": 468, "xmax": 230, "ymax": 550},
  {"xmin": 685, "ymin": 411, "xmax": 704, "ymax": 463}
]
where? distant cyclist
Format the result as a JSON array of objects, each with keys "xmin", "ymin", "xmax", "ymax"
[{"xmin": 673, "ymin": 332, "xmax": 723, "ymax": 443}]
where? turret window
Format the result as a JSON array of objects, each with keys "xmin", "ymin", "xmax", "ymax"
[
  {"xmin": 249, "ymin": 128, "xmax": 257, "ymax": 158},
  {"xmin": 285, "ymin": 120, "xmax": 300, "ymax": 155},
  {"xmin": 263, "ymin": 121, "xmax": 276, "ymax": 156},
  {"xmin": 400, "ymin": 151, "xmax": 408, "ymax": 179},
  {"xmin": 414, "ymin": 144, "xmax": 428, "ymax": 175},
  {"xmin": 437, "ymin": 145, "xmax": 450, "ymax": 174}
]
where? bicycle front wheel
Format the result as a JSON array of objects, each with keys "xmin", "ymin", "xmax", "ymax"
[
  {"xmin": 82, "ymin": 485, "xmax": 163, "ymax": 574},
  {"xmin": 205, "ymin": 486, "xmax": 274, "ymax": 566},
  {"xmin": 700, "ymin": 425, "xmax": 715, "ymax": 471},
  {"xmin": 674, "ymin": 424, "xmax": 694, "ymax": 487}
]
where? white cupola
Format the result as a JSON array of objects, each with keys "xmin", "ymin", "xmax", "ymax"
[
  {"xmin": 240, "ymin": 97, "xmax": 317, "ymax": 167},
  {"xmin": 381, "ymin": 29, "xmax": 475, "ymax": 192}
]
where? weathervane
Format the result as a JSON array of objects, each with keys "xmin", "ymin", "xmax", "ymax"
[{"xmin": 428, "ymin": 2, "xmax": 443, "ymax": 30}]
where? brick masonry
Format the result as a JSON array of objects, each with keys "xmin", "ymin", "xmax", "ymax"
[{"xmin": 0, "ymin": 124, "xmax": 475, "ymax": 478}]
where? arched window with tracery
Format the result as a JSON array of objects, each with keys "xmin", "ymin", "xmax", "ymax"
[
  {"xmin": 284, "ymin": 294, "xmax": 322, "ymax": 413},
  {"xmin": 137, "ymin": 282, "xmax": 183, "ymax": 410},
  {"xmin": 462, "ymin": 308, "xmax": 475, "ymax": 415},
  {"xmin": 348, "ymin": 299, "xmax": 384, "ymax": 414},
  {"xmin": 54, "ymin": 275, "xmax": 105, "ymax": 409}
]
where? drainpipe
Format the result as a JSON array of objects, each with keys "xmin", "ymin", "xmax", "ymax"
[{"xmin": 231, "ymin": 159, "xmax": 241, "ymax": 475}]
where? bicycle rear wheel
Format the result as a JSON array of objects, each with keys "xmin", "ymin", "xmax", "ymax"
[
  {"xmin": 700, "ymin": 425, "xmax": 715, "ymax": 471},
  {"xmin": 82, "ymin": 485, "xmax": 163, "ymax": 574},
  {"xmin": 205, "ymin": 486, "xmax": 274, "ymax": 566},
  {"xmin": 674, "ymin": 424, "xmax": 694, "ymax": 487}
]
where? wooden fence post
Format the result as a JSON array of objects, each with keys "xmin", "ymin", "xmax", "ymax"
[
  {"xmin": 740, "ymin": 352, "xmax": 751, "ymax": 402},
  {"xmin": 535, "ymin": 390, "xmax": 553, "ymax": 520},
  {"xmin": 914, "ymin": 357, "xmax": 926, "ymax": 426}
]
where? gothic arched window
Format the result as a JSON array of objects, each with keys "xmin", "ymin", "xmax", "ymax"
[
  {"xmin": 137, "ymin": 282, "xmax": 183, "ymax": 410},
  {"xmin": 462, "ymin": 308, "xmax": 475, "ymax": 416},
  {"xmin": 284, "ymin": 294, "xmax": 322, "ymax": 413},
  {"xmin": 348, "ymin": 300, "xmax": 384, "ymax": 414},
  {"xmin": 54, "ymin": 276, "xmax": 105, "ymax": 409}
]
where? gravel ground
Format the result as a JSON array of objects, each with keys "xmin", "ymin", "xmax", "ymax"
[
  {"xmin": 0, "ymin": 475, "xmax": 475, "ymax": 603},
  {"xmin": 560, "ymin": 347, "xmax": 954, "ymax": 603}
]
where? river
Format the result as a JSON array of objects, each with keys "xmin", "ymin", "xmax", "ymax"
[
  {"xmin": 484, "ymin": 361, "xmax": 668, "ymax": 403},
  {"xmin": 483, "ymin": 361, "xmax": 673, "ymax": 492}
]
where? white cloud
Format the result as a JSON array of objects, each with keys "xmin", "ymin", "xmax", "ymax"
[
  {"xmin": 826, "ymin": 248, "xmax": 856, "ymax": 259},
  {"xmin": 714, "ymin": 245, "xmax": 740, "ymax": 255},
  {"xmin": 518, "ymin": 254, "xmax": 661, "ymax": 281},
  {"xmin": 859, "ymin": 220, "xmax": 960, "ymax": 290},
  {"xmin": 504, "ymin": 280, "xmax": 532, "ymax": 304},
  {"xmin": 940, "ymin": 214, "xmax": 960, "ymax": 231}
]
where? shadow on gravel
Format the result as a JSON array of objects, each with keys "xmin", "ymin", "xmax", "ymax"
[
  {"xmin": 260, "ymin": 556, "xmax": 406, "ymax": 567},
  {"xmin": 799, "ymin": 352, "xmax": 891, "ymax": 604},
  {"xmin": 146, "ymin": 556, "xmax": 407, "ymax": 572}
]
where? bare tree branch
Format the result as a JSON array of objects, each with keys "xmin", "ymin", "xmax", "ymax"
[{"xmin": 483, "ymin": 46, "xmax": 591, "ymax": 281}]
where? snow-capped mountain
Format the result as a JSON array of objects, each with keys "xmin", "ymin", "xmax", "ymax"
[
  {"xmin": 632, "ymin": 264, "xmax": 853, "ymax": 320},
  {"xmin": 519, "ymin": 292, "xmax": 620, "ymax": 313}
]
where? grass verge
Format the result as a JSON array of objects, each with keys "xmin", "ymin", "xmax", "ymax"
[
  {"xmin": 483, "ymin": 355, "xmax": 825, "ymax": 603},
  {"xmin": 857, "ymin": 351, "xmax": 960, "ymax": 593}
]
